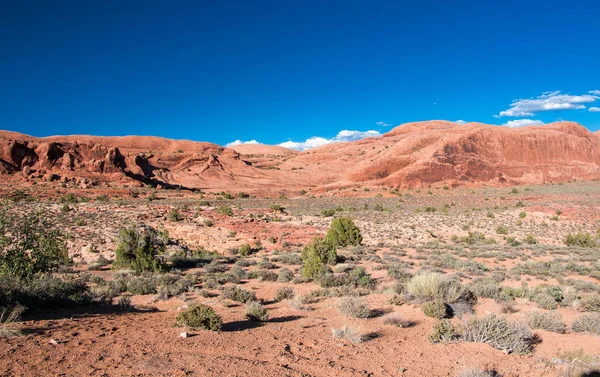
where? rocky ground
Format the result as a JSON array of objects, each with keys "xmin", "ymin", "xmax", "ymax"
[{"xmin": 1, "ymin": 180, "xmax": 600, "ymax": 377}]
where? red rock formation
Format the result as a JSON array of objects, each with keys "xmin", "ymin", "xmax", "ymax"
[{"xmin": 1, "ymin": 121, "xmax": 599, "ymax": 194}]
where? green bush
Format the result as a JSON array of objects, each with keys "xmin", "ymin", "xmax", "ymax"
[
  {"xmin": 0, "ymin": 209, "xmax": 70, "ymax": 280},
  {"xmin": 429, "ymin": 319, "xmax": 457, "ymax": 343},
  {"xmin": 0, "ymin": 274, "xmax": 90, "ymax": 312},
  {"xmin": 422, "ymin": 300, "xmax": 448, "ymax": 319},
  {"xmin": 325, "ymin": 218, "xmax": 362, "ymax": 247},
  {"xmin": 565, "ymin": 232, "xmax": 597, "ymax": 248},
  {"xmin": 301, "ymin": 237, "xmax": 337, "ymax": 279},
  {"xmin": 176, "ymin": 304, "xmax": 222, "ymax": 331},
  {"xmin": 217, "ymin": 206, "xmax": 233, "ymax": 216},
  {"xmin": 113, "ymin": 225, "xmax": 166, "ymax": 273}
]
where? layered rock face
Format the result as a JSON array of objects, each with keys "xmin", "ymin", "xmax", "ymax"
[{"xmin": 1, "ymin": 121, "xmax": 599, "ymax": 193}]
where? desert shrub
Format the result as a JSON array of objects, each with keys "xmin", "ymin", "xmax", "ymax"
[
  {"xmin": 495, "ymin": 225, "xmax": 509, "ymax": 235},
  {"xmin": 156, "ymin": 274, "xmax": 196, "ymax": 300},
  {"xmin": 422, "ymin": 300, "xmax": 448, "ymax": 319},
  {"xmin": 526, "ymin": 310, "xmax": 566, "ymax": 333},
  {"xmin": 274, "ymin": 286, "xmax": 295, "ymax": 302},
  {"xmin": 0, "ymin": 209, "xmax": 70, "ymax": 279},
  {"xmin": 217, "ymin": 205, "xmax": 233, "ymax": 216},
  {"xmin": 276, "ymin": 253, "xmax": 303, "ymax": 265},
  {"xmin": 389, "ymin": 294, "xmax": 405, "ymax": 306},
  {"xmin": 348, "ymin": 267, "xmax": 376, "ymax": 289},
  {"xmin": 571, "ymin": 313, "xmax": 600, "ymax": 335},
  {"xmin": 469, "ymin": 278, "xmax": 501, "ymax": 299},
  {"xmin": 205, "ymin": 261, "xmax": 229, "ymax": 273},
  {"xmin": 113, "ymin": 225, "xmax": 166, "ymax": 273},
  {"xmin": 301, "ymin": 237, "xmax": 336, "ymax": 279},
  {"xmin": 406, "ymin": 273, "xmax": 474, "ymax": 308},
  {"xmin": 523, "ymin": 234, "xmax": 538, "ymax": 245},
  {"xmin": 277, "ymin": 268, "xmax": 294, "ymax": 282},
  {"xmin": 325, "ymin": 218, "xmax": 362, "ymax": 247},
  {"xmin": 387, "ymin": 264, "xmax": 412, "ymax": 281},
  {"xmin": 245, "ymin": 301, "xmax": 269, "ymax": 321},
  {"xmin": 166, "ymin": 209, "xmax": 183, "ymax": 222},
  {"xmin": 249, "ymin": 269, "xmax": 278, "ymax": 281},
  {"xmin": 565, "ymin": 232, "xmax": 597, "ymax": 248},
  {"xmin": 220, "ymin": 286, "xmax": 256, "ymax": 303},
  {"xmin": 176, "ymin": 304, "xmax": 222, "ymax": 331},
  {"xmin": 230, "ymin": 265, "xmax": 248, "ymax": 280},
  {"xmin": 0, "ymin": 305, "xmax": 23, "ymax": 338},
  {"xmin": 337, "ymin": 296, "xmax": 370, "ymax": 318},
  {"xmin": 579, "ymin": 294, "xmax": 600, "ymax": 312},
  {"xmin": 461, "ymin": 314, "xmax": 534, "ymax": 354},
  {"xmin": 532, "ymin": 292, "xmax": 558, "ymax": 310},
  {"xmin": 429, "ymin": 319, "xmax": 457, "ymax": 343},
  {"xmin": 0, "ymin": 274, "xmax": 90, "ymax": 312},
  {"xmin": 332, "ymin": 324, "xmax": 366, "ymax": 343},
  {"xmin": 238, "ymin": 243, "xmax": 253, "ymax": 256},
  {"xmin": 125, "ymin": 274, "xmax": 158, "ymax": 295}
]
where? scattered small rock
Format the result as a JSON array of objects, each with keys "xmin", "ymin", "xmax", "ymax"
[{"xmin": 180, "ymin": 332, "xmax": 189, "ymax": 339}]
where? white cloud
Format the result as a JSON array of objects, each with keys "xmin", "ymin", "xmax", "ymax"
[
  {"xmin": 590, "ymin": 107, "xmax": 600, "ymax": 112},
  {"xmin": 590, "ymin": 90, "xmax": 600, "ymax": 95},
  {"xmin": 498, "ymin": 91, "xmax": 598, "ymax": 117},
  {"xmin": 376, "ymin": 121, "xmax": 391, "ymax": 127},
  {"xmin": 503, "ymin": 119, "xmax": 544, "ymax": 128},
  {"xmin": 455, "ymin": 120, "xmax": 467, "ymax": 124},
  {"xmin": 278, "ymin": 130, "xmax": 381, "ymax": 151},
  {"xmin": 225, "ymin": 139, "xmax": 260, "ymax": 147}
]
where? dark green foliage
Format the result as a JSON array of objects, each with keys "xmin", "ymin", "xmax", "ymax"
[
  {"xmin": 113, "ymin": 225, "xmax": 166, "ymax": 273},
  {"xmin": 301, "ymin": 237, "xmax": 337, "ymax": 279},
  {"xmin": 176, "ymin": 304, "xmax": 222, "ymax": 331},
  {"xmin": 0, "ymin": 208, "xmax": 69, "ymax": 280},
  {"xmin": 0, "ymin": 274, "xmax": 90, "ymax": 312},
  {"xmin": 325, "ymin": 218, "xmax": 362, "ymax": 247}
]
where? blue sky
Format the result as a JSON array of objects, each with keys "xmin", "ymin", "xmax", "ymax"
[{"xmin": 1, "ymin": 0, "xmax": 599, "ymax": 150}]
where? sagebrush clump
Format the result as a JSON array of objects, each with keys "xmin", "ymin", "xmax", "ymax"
[
  {"xmin": 461, "ymin": 314, "xmax": 534, "ymax": 354},
  {"xmin": 176, "ymin": 304, "xmax": 222, "ymax": 331}
]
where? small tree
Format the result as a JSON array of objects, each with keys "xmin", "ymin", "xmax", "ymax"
[
  {"xmin": 301, "ymin": 237, "xmax": 336, "ymax": 279},
  {"xmin": 325, "ymin": 217, "xmax": 362, "ymax": 247},
  {"xmin": 113, "ymin": 225, "xmax": 166, "ymax": 273},
  {"xmin": 0, "ymin": 209, "xmax": 69, "ymax": 280}
]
